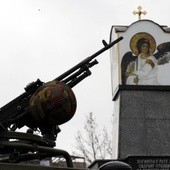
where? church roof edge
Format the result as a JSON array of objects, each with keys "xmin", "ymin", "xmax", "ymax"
[{"xmin": 112, "ymin": 19, "xmax": 170, "ymax": 33}]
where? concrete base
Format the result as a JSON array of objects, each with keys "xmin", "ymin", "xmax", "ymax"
[{"xmin": 113, "ymin": 85, "xmax": 170, "ymax": 159}]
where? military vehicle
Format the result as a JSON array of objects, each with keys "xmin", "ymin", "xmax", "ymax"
[{"xmin": 0, "ymin": 37, "xmax": 123, "ymax": 170}]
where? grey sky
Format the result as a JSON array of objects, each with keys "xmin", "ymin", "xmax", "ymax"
[{"xmin": 0, "ymin": 0, "xmax": 170, "ymax": 154}]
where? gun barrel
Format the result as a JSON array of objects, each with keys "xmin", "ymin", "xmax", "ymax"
[
  {"xmin": 89, "ymin": 36, "xmax": 123, "ymax": 60},
  {"xmin": 62, "ymin": 60, "xmax": 98, "ymax": 85},
  {"xmin": 55, "ymin": 36, "xmax": 123, "ymax": 81}
]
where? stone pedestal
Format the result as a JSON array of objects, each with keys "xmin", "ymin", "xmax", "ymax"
[{"xmin": 112, "ymin": 85, "xmax": 170, "ymax": 159}]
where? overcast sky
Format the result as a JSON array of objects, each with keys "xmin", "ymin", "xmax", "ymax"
[{"xmin": 0, "ymin": 0, "xmax": 170, "ymax": 154}]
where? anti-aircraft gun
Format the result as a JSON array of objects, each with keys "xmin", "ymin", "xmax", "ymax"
[{"xmin": 0, "ymin": 37, "xmax": 123, "ymax": 168}]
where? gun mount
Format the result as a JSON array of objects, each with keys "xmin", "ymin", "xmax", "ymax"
[{"xmin": 0, "ymin": 37, "xmax": 123, "ymax": 168}]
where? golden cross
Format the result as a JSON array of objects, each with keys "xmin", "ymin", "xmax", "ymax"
[{"xmin": 133, "ymin": 6, "xmax": 147, "ymax": 20}]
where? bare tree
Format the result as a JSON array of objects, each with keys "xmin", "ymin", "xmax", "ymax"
[{"xmin": 73, "ymin": 112, "xmax": 112, "ymax": 165}]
